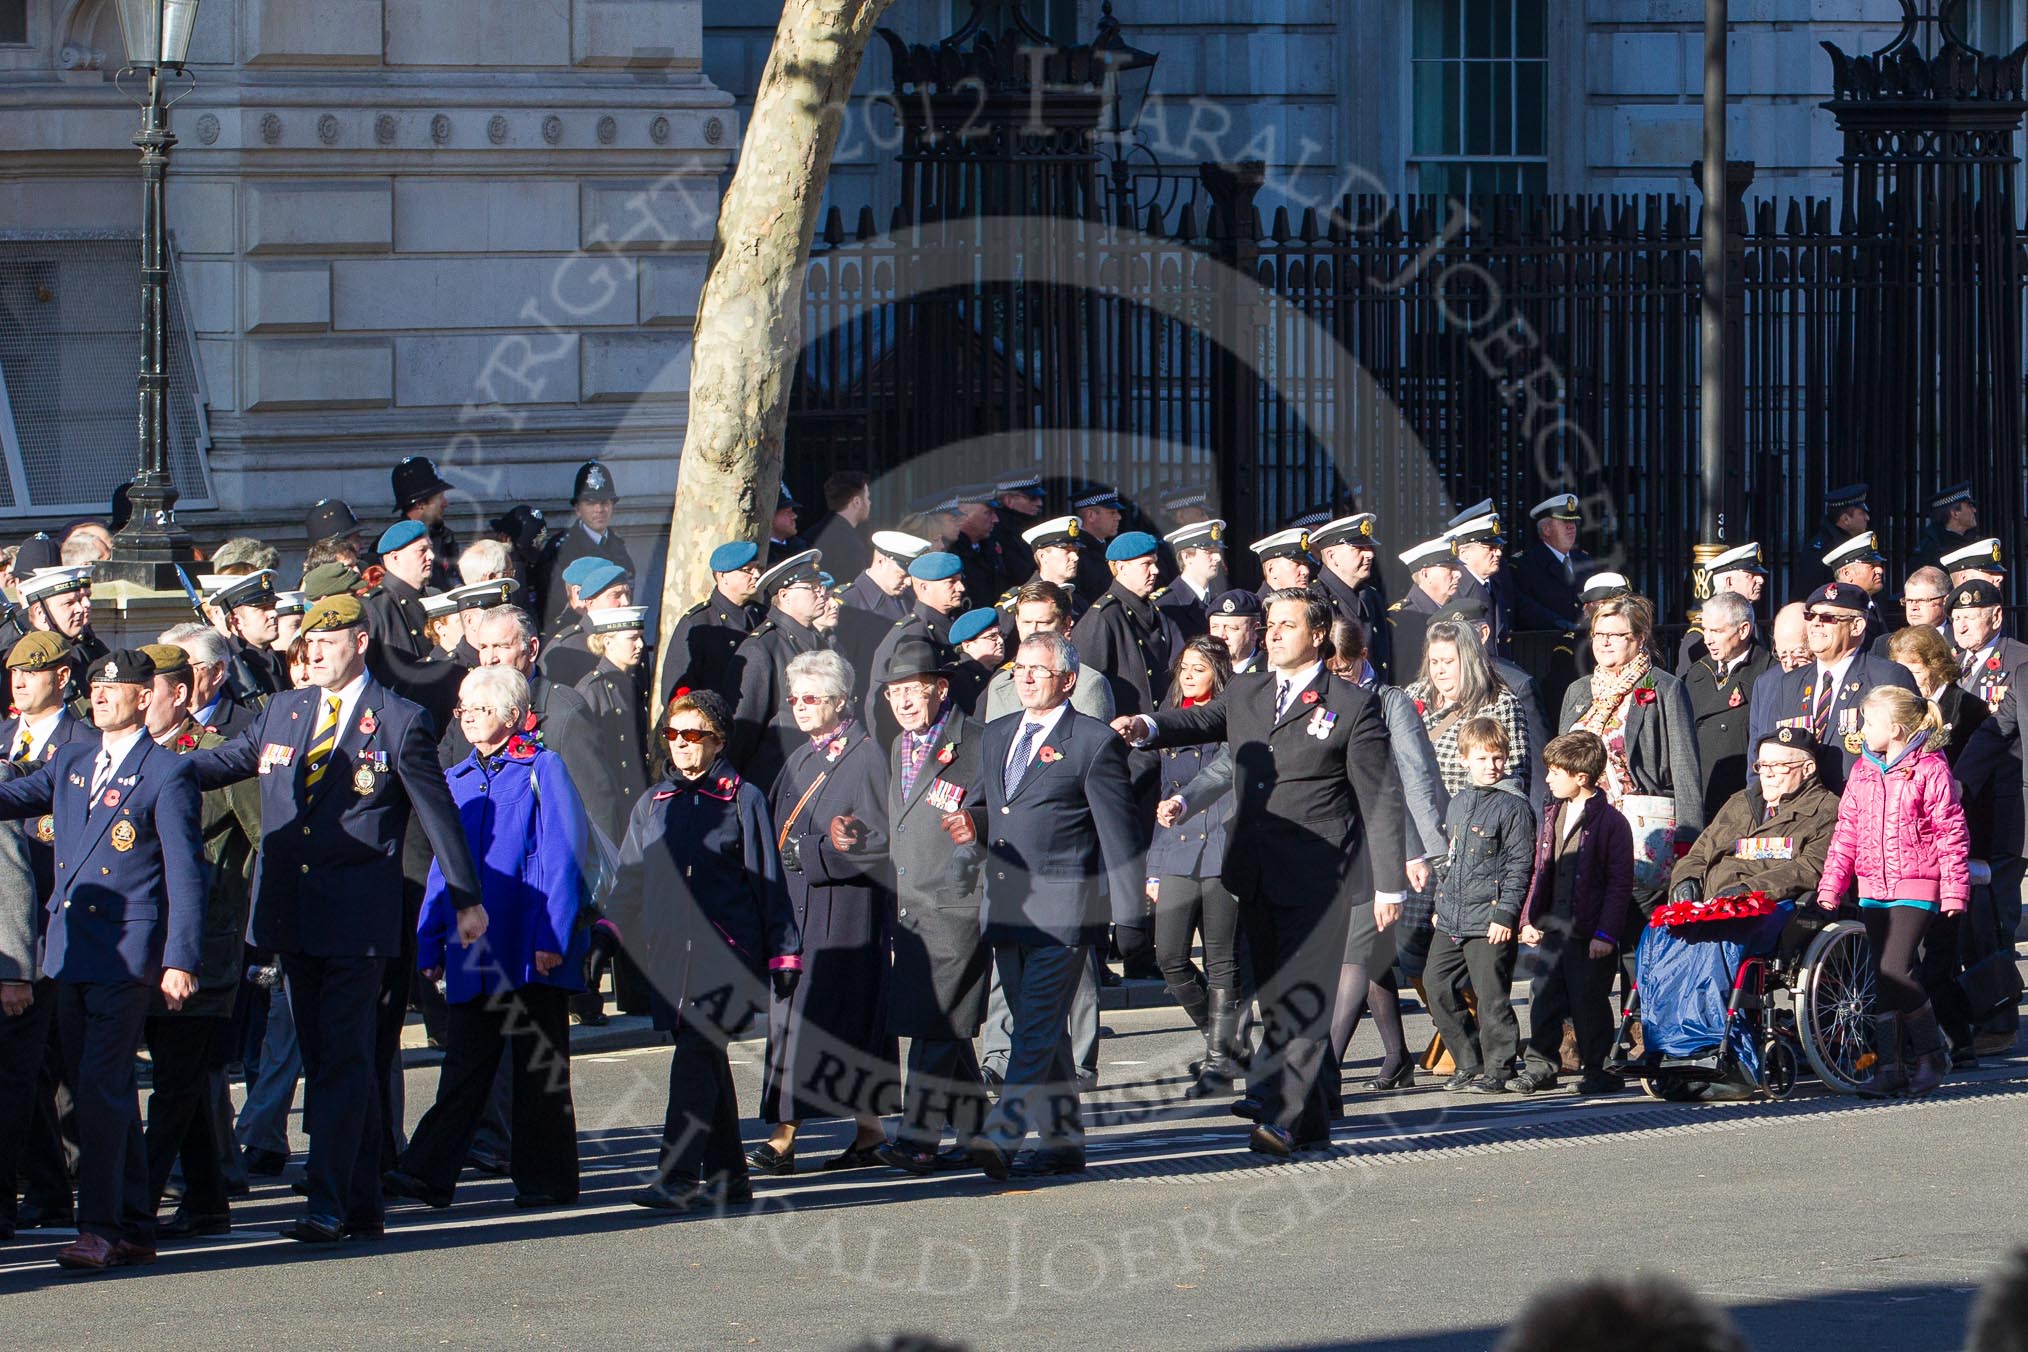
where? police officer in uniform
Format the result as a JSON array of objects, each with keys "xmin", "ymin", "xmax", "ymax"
[
  {"xmin": 1823, "ymin": 531, "xmax": 1891, "ymax": 650},
  {"xmin": 1250, "ymin": 528, "xmax": 1313, "ymax": 596},
  {"xmin": 189, "ymin": 595, "xmax": 483, "ymax": 1246},
  {"xmin": 725, "ymin": 549, "xmax": 831, "ymax": 794},
  {"xmin": 1387, "ymin": 536, "xmax": 1462, "ymax": 684},
  {"xmin": 667, "ymin": 542, "xmax": 764, "ymax": 701},
  {"xmin": 767, "ymin": 483, "xmax": 809, "ymax": 565},
  {"xmin": 988, "ymin": 474, "xmax": 1046, "ymax": 585},
  {"xmin": 390, "ymin": 457, "xmax": 461, "ymax": 593},
  {"xmin": 949, "ymin": 485, "xmax": 1008, "ymax": 607},
  {"xmin": 1070, "ymin": 486, "xmax": 1126, "ymax": 602},
  {"xmin": 1071, "ymin": 531, "xmax": 1182, "ymax": 720},
  {"xmin": 304, "ymin": 499, "xmax": 369, "ymax": 559},
  {"xmin": 1308, "ymin": 513, "xmax": 1392, "ymax": 683},
  {"xmin": 536, "ymin": 460, "xmax": 633, "ymax": 633},
  {"xmin": 1910, "ymin": 481, "xmax": 1978, "ymax": 575},
  {"xmin": 1795, "ymin": 482, "xmax": 1870, "ymax": 592},
  {"xmin": 1677, "ymin": 541, "xmax": 1769, "ymax": 671},
  {"xmin": 1444, "ymin": 508, "xmax": 1512, "ymax": 655},
  {"xmin": 1157, "ymin": 520, "xmax": 1225, "ymax": 640},
  {"xmin": 1683, "ymin": 589, "xmax": 1775, "ymax": 821}
]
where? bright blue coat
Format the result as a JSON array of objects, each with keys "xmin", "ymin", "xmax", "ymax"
[{"xmin": 419, "ymin": 745, "xmax": 590, "ymax": 1002}]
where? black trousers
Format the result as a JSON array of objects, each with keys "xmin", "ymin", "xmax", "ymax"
[
  {"xmin": 143, "ymin": 1014, "xmax": 230, "ymax": 1218},
  {"xmin": 1424, "ymin": 934, "xmax": 1519, "ymax": 1078},
  {"xmin": 1860, "ymin": 906, "xmax": 1932, "ymax": 1015},
  {"xmin": 374, "ymin": 896, "xmax": 424, "ymax": 1166},
  {"xmin": 1241, "ymin": 899, "xmax": 1346, "ymax": 1144},
  {"xmin": 894, "ymin": 1037, "xmax": 987, "ymax": 1150},
  {"xmin": 1919, "ymin": 911, "xmax": 1976, "ymax": 1049},
  {"xmin": 1521, "ymin": 921, "xmax": 1616, "ymax": 1079},
  {"xmin": 0, "ymin": 976, "xmax": 70, "ymax": 1224},
  {"xmin": 286, "ymin": 954, "xmax": 388, "ymax": 1229},
  {"xmin": 981, "ymin": 940, "xmax": 1088, "ymax": 1156},
  {"xmin": 399, "ymin": 985, "xmax": 577, "ymax": 1201},
  {"xmin": 56, "ymin": 980, "xmax": 153, "ymax": 1243},
  {"xmin": 1154, "ymin": 875, "xmax": 1242, "ymax": 995},
  {"xmin": 657, "ymin": 1021, "xmax": 747, "ymax": 1186}
]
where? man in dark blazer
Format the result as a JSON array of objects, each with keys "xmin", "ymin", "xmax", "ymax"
[
  {"xmin": 1310, "ymin": 513, "xmax": 1393, "ymax": 683},
  {"xmin": 666, "ymin": 541, "xmax": 765, "ymax": 701},
  {"xmin": 873, "ymin": 640, "xmax": 993, "ymax": 1176},
  {"xmin": 1683, "ymin": 590, "xmax": 1776, "ymax": 823},
  {"xmin": 726, "ymin": 550, "xmax": 833, "ymax": 793},
  {"xmin": 1747, "ymin": 582, "xmax": 1918, "ymax": 793},
  {"xmin": 945, "ymin": 632, "xmax": 1143, "ymax": 1180},
  {"xmin": 0, "ymin": 647, "xmax": 206, "ymax": 1270},
  {"xmin": 1506, "ymin": 493, "xmax": 1590, "ymax": 635},
  {"xmin": 190, "ymin": 594, "xmax": 484, "ymax": 1246},
  {"xmin": 1388, "ymin": 536, "xmax": 1462, "ymax": 685},
  {"xmin": 1125, "ymin": 592, "xmax": 1408, "ymax": 1156},
  {"xmin": 1071, "ymin": 531, "xmax": 1182, "ymax": 720},
  {"xmin": 1949, "ymin": 579, "xmax": 2028, "ymax": 712}
]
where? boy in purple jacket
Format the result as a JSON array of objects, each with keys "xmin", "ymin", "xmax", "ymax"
[{"xmin": 1516, "ymin": 730, "xmax": 1634, "ymax": 1095}]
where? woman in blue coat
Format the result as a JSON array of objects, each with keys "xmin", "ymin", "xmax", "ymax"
[
  {"xmin": 1148, "ymin": 636, "xmax": 1240, "ymax": 1099},
  {"xmin": 387, "ymin": 666, "xmax": 591, "ymax": 1211},
  {"xmin": 750, "ymin": 648, "xmax": 895, "ymax": 1174},
  {"xmin": 609, "ymin": 689, "xmax": 800, "ymax": 1213}
]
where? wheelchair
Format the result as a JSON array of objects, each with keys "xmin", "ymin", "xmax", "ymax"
[{"xmin": 1611, "ymin": 894, "xmax": 1877, "ymax": 1102}]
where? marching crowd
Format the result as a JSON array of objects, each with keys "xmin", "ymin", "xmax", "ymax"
[{"xmin": 0, "ymin": 460, "xmax": 2022, "ymax": 1271}]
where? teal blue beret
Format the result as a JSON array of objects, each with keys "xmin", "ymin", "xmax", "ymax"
[
  {"xmin": 908, "ymin": 552, "xmax": 963, "ymax": 582},
  {"xmin": 949, "ymin": 608, "xmax": 999, "ymax": 645},
  {"xmin": 709, "ymin": 541, "xmax": 759, "ymax": 573},
  {"xmin": 376, "ymin": 519, "xmax": 428, "ymax": 555},
  {"xmin": 561, "ymin": 555, "xmax": 615, "ymax": 589},
  {"xmin": 577, "ymin": 562, "xmax": 630, "ymax": 601},
  {"xmin": 1105, "ymin": 531, "xmax": 1159, "ymax": 562}
]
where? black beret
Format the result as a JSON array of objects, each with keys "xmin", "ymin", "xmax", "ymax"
[{"xmin": 89, "ymin": 648, "xmax": 156, "ymax": 687}]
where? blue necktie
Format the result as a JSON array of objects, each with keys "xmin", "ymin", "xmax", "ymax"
[{"xmin": 1004, "ymin": 721, "xmax": 1040, "ymax": 799}]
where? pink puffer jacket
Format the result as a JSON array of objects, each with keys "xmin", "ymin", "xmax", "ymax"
[{"xmin": 1818, "ymin": 746, "xmax": 1970, "ymax": 913}]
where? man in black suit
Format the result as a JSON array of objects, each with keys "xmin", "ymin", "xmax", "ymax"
[
  {"xmin": 191, "ymin": 594, "xmax": 484, "ymax": 1245},
  {"xmin": 1156, "ymin": 520, "xmax": 1225, "ymax": 641},
  {"xmin": 1794, "ymin": 482, "xmax": 1869, "ymax": 593},
  {"xmin": 1123, "ymin": 592, "xmax": 1407, "ymax": 1156},
  {"xmin": 804, "ymin": 470, "xmax": 875, "ymax": 585},
  {"xmin": 1677, "ymin": 541, "xmax": 1768, "ymax": 671},
  {"xmin": 1747, "ymin": 582, "xmax": 1918, "ymax": 792},
  {"xmin": 1684, "ymin": 589, "xmax": 1776, "ymax": 822},
  {"xmin": 1950, "ymin": 579, "xmax": 2028, "ymax": 712},
  {"xmin": 945, "ymin": 632, "xmax": 1143, "ymax": 1181},
  {"xmin": 1388, "ymin": 536, "xmax": 1462, "ymax": 685},
  {"xmin": 1507, "ymin": 493, "xmax": 1589, "ymax": 635}
]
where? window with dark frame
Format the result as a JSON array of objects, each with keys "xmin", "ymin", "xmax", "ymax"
[
  {"xmin": 1410, "ymin": 0, "xmax": 1550, "ymax": 199},
  {"xmin": 0, "ymin": 1, "xmax": 28, "ymax": 45}
]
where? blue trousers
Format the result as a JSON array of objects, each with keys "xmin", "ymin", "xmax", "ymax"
[{"xmin": 980, "ymin": 941, "xmax": 1089, "ymax": 1156}]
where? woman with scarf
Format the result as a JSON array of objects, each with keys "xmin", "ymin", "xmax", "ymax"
[
  {"xmin": 748, "ymin": 648, "xmax": 895, "ymax": 1176},
  {"xmin": 1556, "ymin": 595, "xmax": 1704, "ymax": 909}
]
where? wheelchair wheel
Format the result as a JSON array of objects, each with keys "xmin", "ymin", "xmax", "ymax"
[
  {"xmin": 1794, "ymin": 920, "xmax": 1876, "ymax": 1095},
  {"xmin": 1760, "ymin": 1040, "xmax": 1798, "ymax": 1100}
]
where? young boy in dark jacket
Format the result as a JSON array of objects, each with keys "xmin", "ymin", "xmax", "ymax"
[
  {"xmin": 1427, "ymin": 717, "xmax": 1537, "ymax": 1093},
  {"xmin": 1516, "ymin": 730, "xmax": 1635, "ymax": 1095}
]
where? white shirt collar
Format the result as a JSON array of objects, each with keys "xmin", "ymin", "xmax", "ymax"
[
  {"xmin": 1008, "ymin": 700, "xmax": 1072, "ymax": 766},
  {"xmin": 580, "ymin": 523, "xmax": 606, "ymax": 545},
  {"xmin": 1819, "ymin": 650, "xmax": 1857, "ymax": 691},
  {"xmin": 1545, "ymin": 544, "xmax": 1569, "ymax": 565},
  {"xmin": 97, "ymin": 724, "xmax": 145, "ymax": 773},
  {"xmin": 1274, "ymin": 660, "xmax": 1325, "ymax": 699},
  {"xmin": 319, "ymin": 670, "xmax": 372, "ymax": 736},
  {"xmin": 14, "ymin": 707, "xmax": 61, "ymax": 758}
]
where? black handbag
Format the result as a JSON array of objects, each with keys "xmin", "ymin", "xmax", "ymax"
[{"xmin": 1959, "ymin": 949, "xmax": 2024, "ymax": 1020}]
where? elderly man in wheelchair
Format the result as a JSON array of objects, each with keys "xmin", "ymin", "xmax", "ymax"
[{"xmin": 1617, "ymin": 726, "xmax": 1865, "ymax": 1099}]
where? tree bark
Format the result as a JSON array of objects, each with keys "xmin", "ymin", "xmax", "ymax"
[{"xmin": 655, "ymin": 0, "xmax": 894, "ymax": 698}]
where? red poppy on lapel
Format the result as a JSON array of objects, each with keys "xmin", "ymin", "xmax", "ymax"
[
  {"xmin": 1988, "ymin": 655, "xmax": 2003, "ymax": 673},
  {"xmin": 102, "ymin": 789, "xmax": 120, "ymax": 809},
  {"xmin": 506, "ymin": 735, "xmax": 538, "ymax": 759},
  {"xmin": 175, "ymin": 732, "xmax": 197, "ymax": 750},
  {"xmin": 358, "ymin": 710, "xmax": 377, "ymax": 737},
  {"xmin": 1038, "ymin": 745, "xmax": 1059, "ymax": 764},
  {"xmin": 936, "ymin": 745, "xmax": 954, "ymax": 765},
  {"xmin": 1413, "ymin": 698, "xmax": 1426, "ymax": 715},
  {"xmin": 1727, "ymin": 688, "xmax": 1742, "ymax": 708},
  {"xmin": 1634, "ymin": 686, "xmax": 1657, "ymax": 706},
  {"xmin": 1300, "ymin": 690, "xmax": 1319, "ymax": 705}
]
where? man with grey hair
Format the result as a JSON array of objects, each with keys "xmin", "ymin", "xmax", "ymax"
[
  {"xmin": 210, "ymin": 538, "xmax": 281, "ymax": 576},
  {"xmin": 1887, "ymin": 563, "xmax": 1953, "ymax": 656},
  {"xmin": 458, "ymin": 539, "xmax": 512, "ymax": 588},
  {"xmin": 943, "ymin": 632, "xmax": 1143, "ymax": 1180},
  {"xmin": 1684, "ymin": 588, "xmax": 1774, "ymax": 820},
  {"xmin": 159, "ymin": 622, "xmax": 254, "ymax": 739}
]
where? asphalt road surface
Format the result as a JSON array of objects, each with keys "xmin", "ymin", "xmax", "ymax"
[{"xmin": 6, "ymin": 1003, "xmax": 2024, "ymax": 1351}]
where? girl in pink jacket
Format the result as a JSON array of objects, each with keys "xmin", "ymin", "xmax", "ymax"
[{"xmin": 1819, "ymin": 685, "xmax": 1970, "ymax": 1098}]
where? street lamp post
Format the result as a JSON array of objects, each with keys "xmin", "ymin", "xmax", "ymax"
[{"xmin": 102, "ymin": 0, "xmax": 200, "ymax": 590}]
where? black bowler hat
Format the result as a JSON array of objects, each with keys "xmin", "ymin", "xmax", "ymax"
[
  {"xmin": 882, "ymin": 637, "xmax": 953, "ymax": 684},
  {"xmin": 392, "ymin": 456, "xmax": 455, "ymax": 511},
  {"xmin": 305, "ymin": 499, "xmax": 360, "ymax": 542}
]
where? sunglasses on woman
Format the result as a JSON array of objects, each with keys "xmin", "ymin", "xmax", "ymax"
[{"xmin": 663, "ymin": 727, "xmax": 718, "ymax": 744}]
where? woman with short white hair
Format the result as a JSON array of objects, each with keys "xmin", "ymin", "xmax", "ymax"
[
  {"xmin": 386, "ymin": 664, "xmax": 592, "ymax": 1211},
  {"xmin": 749, "ymin": 648, "xmax": 896, "ymax": 1175}
]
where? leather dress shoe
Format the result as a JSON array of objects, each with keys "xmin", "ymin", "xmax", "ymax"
[
  {"xmin": 874, "ymin": 1142, "xmax": 939, "ymax": 1177},
  {"xmin": 821, "ymin": 1144, "xmax": 887, "ymax": 1172},
  {"xmin": 56, "ymin": 1234, "xmax": 136, "ymax": 1271},
  {"xmin": 463, "ymin": 1152, "xmax": 509, "ymax": 1177},
  {"xmin": 344, "ymin": 1219, "xmax": 385, "ymax": 1240},
  {"xmin": 630, "ymin": 1177, "xmax": 753, "ymax": 1212},
  {"xmin": 291, "ymin": 1179, "xmax": 311, "ymax": 1197},
  {"xmin": 745, "ymin": 1143, "xmax": 796, "ymax": 1176},
  {"xmin": 969, "ymin": 1139, "xmax": 1012, "ymax": 1182},
  {"xmin": 159, "ymin": 1210, "xmax": 232, "ymax": 1240},
  {"xmin": 1249, "ymin": 1124, "xmax": 1294, "ymax": 1157},
  {"xmin": 1009, "ymin": 1148, "xmax": 1086, "ymax": 1178},
  {"xmin": 112, "ymin": 1239, "xmax": 157, "ymax": 1266},
  {"xmin": 382, "ymin": 1168, "xmax": 454, "ymax": 1209},
  {"xmin": 933, "ymin": 1144, "xmax": 975, "ymax": 1171},
  {"xmin": 279, "ymin": 1214, "xmax": 347, "ymax": 1245},
  {"xmin": 17, "ymin": 1199, "xmax": 74, "ymax": 1228},
  {"xmin": 1228, "ymin": 1094, "xmax": 1265, "ymax": 1122},
  {"xmin": 241, "ymin": 1147, "xmax": 287, "ymax": 1177}
]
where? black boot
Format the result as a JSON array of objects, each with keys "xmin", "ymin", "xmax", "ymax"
[
  {"xmin": 1902, "ymin": 1003, "xmax": 1950, "ymax": 1097},
  {"xmin": 1185, "ymin": 989, "xmax": 1238, "ymax": 1100},
  {"xmin": 1170, "ymin": 977, "xmax": 1211, "ymax": 1075},
  {"xmin": 1854, "ymin": 1012, "xmax": 1907, "ymax": 1098}
]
